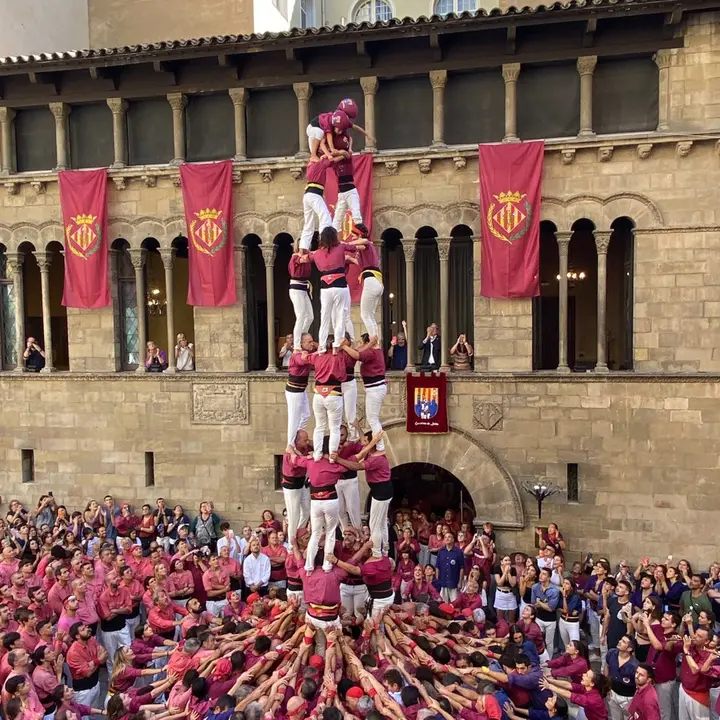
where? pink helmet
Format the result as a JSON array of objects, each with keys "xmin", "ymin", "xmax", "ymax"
[
  {"xmin": 331, "ymin": 110, "xmax": 352, "ymax": 132},
  {"xmin": 337, "ymin": 98, "xmax": 358, "ymax": 120}
]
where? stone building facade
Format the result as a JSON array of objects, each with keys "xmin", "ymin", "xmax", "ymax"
[{"xmin": 0, "ymin": 3, "xmax": 719, "ymax": 564}]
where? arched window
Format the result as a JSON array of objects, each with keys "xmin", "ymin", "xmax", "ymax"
[
  {"xmin": 433, "ymin": 0, "xmax": 476, "ymax": 16},
  {"xmin": 0, "ymin": 245, "xmax": 16, "ymax": 368},
  {"xmin": 607, "ymin": 217, "xmax": 634, "ymax": 370},
  {"xmin": 111, "ymin": 239, "xmax": 139, "ymax": 370},
  {"xmin": 352, "ymin": 0, "xmax": 393, "ymax": 24}
]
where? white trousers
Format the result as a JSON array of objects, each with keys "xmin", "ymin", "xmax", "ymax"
[
  {"xmin": 290, "ymin": 287, "xmax": 314, "ymax": 349},
  {"xmin": 536, "ymin": 617, "xmax": 558, "ymax": 660},
  {"xmin": 360, "ymin": 276, "xmax": 383, "ymax": 340},
  {"xmin": 440, "ymin": 587, "xmax": 458, "ymax": 603},
  {"xmin": 312, "ymin": 393, "xmax": 344, "ymax": 461},
  {"xmin": 336, "ymin": 475, "xmax": 362, "ymax": 531},
  {"xmin": 679, "ymin": 685, "xmax": 710, "ymax": 720},
  {"xmin": 73, "ymin": 683, "xmax": 101, "ymax": 711},
  {"xmin": 558, "ymin": 618, "xmax": 581, "ymax": 647},
  {"xmin": 332, "ymin": 187, "xmax": 363, "ymax": 230},
  {"xmin": 100, "ymin": 625, "xmax": 131, "ymax": 674},
  {"xmin": 344, "ymin": 287, "xmax": 355, "ymax": 341},
  {"xmin": 283, "ymin": 486, "xmax": 310, "ymax": 548},
  {"xmin": 342, "ymin": 378, "xmax": 358, "ymax": 436},
  {"xmin": 341, "ymin": 583, "xmax": 369, "ymax": 622},
  {"xmin": 306, "ymin": 498, "xmax": 340, "ymax": 572},
  {"xmin": 709, "ymin": 687, "xmax": 719, "ymax": 720},
  {"xmin": 287, "ymin": 588, "xmax": 304, "ymax": 606},
  {"xmin": 364, "ymin": 383, "xmax": 387, "ymax": 451},
  {"xmin": 368, "ymin": 496, "xmax": 391, "ymax": 557},
  {"xmin": 656, "ymin": 680, "xmax": 679, "ymax": 720},
  {"xmin": 370, "ymin": 594, "xmax": 394, "ymax": 620},
  {"xmin": 306, "ymin": 124, "xmax": 324, "ymax": 148},
  {"xmin": 319, "ymin": 287, "xmax": 347, "ymax": 350},
  {"xmin": 286, "ymin": 389, "xmax": 311, "ymax": 448},
  {"xmin": 608, "ymin": 691, "xmax": 632, "ymax": 720},
  {"xmin": 300, "ymin": 192, "xmax": 332, "ymax": 251}
]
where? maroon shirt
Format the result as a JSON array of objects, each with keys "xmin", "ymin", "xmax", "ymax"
[
  {"xmin": 361, "ymin": 453, "xmax": 391, "ymax": 484},
  {"xmin": 310, "ymin": 242, "xmax": 356, "ymax": 273},
  {"xmin": 360, "ymin": 556, "xmax": 393, "ymax": 586},
  {"xmin": 358, "ymin": 348, "xmax": 385, "ymax": 379},
  {"xmin": 302, "ymin": 351, "xmax": 346, "ymax": 385},
  {"xmin": 288, "ymin": 254, "xmax": 311, "ymax": 280},
  {"xmin": 359, "ymin": 241, "xmax": 380, "ymax": 270},
  {"xmin": 293, "ymin": 456, "xmax": 345, "ymax": 489},
  {"xmin": 306, "ymin": 157, "xmax": 332, "ymax": 185},
  {"xmin": 569, "ymin": 684, "xmax": 608, "ymax": 720},
  {"xmin": 628, "ymin": 683, "xmax": 661, "ymax": 720},
  {"xmin": 680, "ymin": 646, "xmax": 713, "ymax": 696},
  {"xmin": 300, "ymin": 565, "xmax": 347, "ymax": 607},
  {"xmin": 547, "ymin": 654, "xmax": 589, "ymax": 683},
  {"xmin": 646, "ymin": 626, "xmax": 682, "ymax": 684},
  {"xmin": 282, "ymin": 450, "xmax": 307, "ymax": 482}
]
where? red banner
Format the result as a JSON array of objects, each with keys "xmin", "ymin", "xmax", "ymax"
[
  {"xmin": 180, "ymin": 161, "xmax": 236, "ymax": 306},
  {"xmin": 59, "ymin": 169, "xmax": 111, "ymax": 308},
  {"xmin": 479, "ymin": 141, "xmax": 543, "ymax": 298},
  {"xmin": 324, "ymin": 153, "xmax": 373, "ymax": 303},
  {"xmin": 406, "ymin": 372, "xmax": 449, "ymax": 434}
]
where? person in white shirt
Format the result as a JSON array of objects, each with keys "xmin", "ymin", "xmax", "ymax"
[
  {"xmin": 238, "ymin": 526, "xmax": 253, "ymax": 557},
  {"xmin": 278, "ymin": 334, "xmax": 293, "ymax": 368},
  {"xmin": 242, "ymin": 537, "xmax": 271, "ymax": 597},
  {"xmin": 175, "ymin": 332, "xmax": 194, "ymax": 371},
  {"xmin": 536, "ymin": 545, "xmax": 556, "ymax": 571},
  {"xmin": 216, "ymin": 523, "xmax": 242, "ymax": 562}
]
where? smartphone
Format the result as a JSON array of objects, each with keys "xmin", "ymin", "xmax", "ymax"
[{"xmin": 391, "ymin": 336, "xmax": 397, "ymax": 344}]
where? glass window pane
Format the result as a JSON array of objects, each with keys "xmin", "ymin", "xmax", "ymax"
[
  {"xmin": 375, "ymin": 0, "xmax": 392, "ymax": 21},
  {"xmin": 1, "ymin": 283, "xmax": 17, "ymax": 367},
  {"xmin": 353, "ymin": 1, "xmax": 371, "ymax": 23},
  {"xmin": 120, "ymin": 280, "xmax": 139, "ymax": 367},
  {"xmin": 434, "ymin": 0, "xmax": 454, "ymax": 15},
  {"xmin": 458, "ymin": 0, "xmax": 476, "ymax": 12}
]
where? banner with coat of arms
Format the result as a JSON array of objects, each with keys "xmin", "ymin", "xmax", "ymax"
[
  {"xmin": 180, "ymin": 160, "xmax": 236, "ymax": 306},
  {"xmin": 59, "ymin": 169, "xmax": 111, "ymax": 308},
  {"xmin": 324, "ymin": 153, "xmax": 373, "ymax": 304},
  {"xmin": 478, "ymin": 141, "xmax": 543, "ymax": 298},
  {"xmin": 406, "ymin": 372, "xmax": 448, "ymax": 434}
]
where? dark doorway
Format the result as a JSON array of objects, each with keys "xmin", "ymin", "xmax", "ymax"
[{"xmin": 366, "ymin": 462, "xmax": 475, "ymax": 526}]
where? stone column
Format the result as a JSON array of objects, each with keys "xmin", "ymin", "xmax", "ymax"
[
  {"xmin": 128, "ymin": 249, "xmax": 147, "ymax": 372},
  {"xmin": 429, "ymin": 70, "xmax": 447, "ymax": 148},
  {"xmin": 0, "ymin": 108, "xmax": 15, "ymax": 175},
  {"xmin": 594, "ymin": 231, "xmax": 611, "ymax": 373},
  {"xmin": 555, "ymin": 232, "xmax": 572, "ymax": 374},
  {"xmin": 654, "ymin": 50, "xmax": 672, "ymax": 132},
  {"xmin": 502, "ymin": 63, "xmax": 521, "ymax": 142},
  {"xmin": 107, "ymin": 98, "xmax": 128, "ymax": 168},
  {"xmin": 167, "ymin": 93, "xmax": 187, "ymax": 165},
  {"xmin": 228, "ymin": 88, "xmax": 248, "ymax": 161},
  {"xmin": 360, "ymin": 76, "xmax": 378, "ymax": 152},
  {"xmin": 293, "ymin": 83, "xmax": 312, "ymax": 159},
  {"xmin": 33, "ymin": 251, "xmax": 55, "ymax": 372},
  {"xmin": 577, "ymin": 56, "xmax": 598, "ymax": 137},
  {"xmin": 49, "ymin": 102, "xmax": 71, "ymax": 171},
  {"xmin": 437, "ymin": 238, "xmax": 452, "ymax": 371},
  {"xmin": 404, "ymin": 240, "xmax": 416, "ymax": 372},
  {"xmin": 261, "ymin": 243, "xmax": 277, "ymax": 373},
  {"xmin": 6, "ymin": 253, "xmax": 25, "ymax": 372},
  {"xmin": 158, "ymin": 248, "xmax": 176, "ymax": 373}
]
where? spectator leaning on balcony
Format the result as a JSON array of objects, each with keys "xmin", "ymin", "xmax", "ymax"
[
  {"xmin": 419, "ymin": 323, "xmax": 441, "ymax": 371},
  {"xmin": 23, "ymin": 337, "xmax": 45, "ymax": 372},
  {"xmin": 145, "ymin": 341, "xmax": 168, "ymax": 373}
]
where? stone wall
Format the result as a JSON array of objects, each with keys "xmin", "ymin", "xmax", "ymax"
[{"xmin": 1, "ymin": 373, "xmax": 719, "ymax": 565}]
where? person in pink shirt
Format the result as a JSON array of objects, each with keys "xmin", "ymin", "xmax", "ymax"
[
  {"xmin": 14, "ymin": 609, "xmax": 39, "ymax": 654},
  {"xmin": 17, "ymin": 563, "xmax": 40, "ymax": 596},
  {"xmin": 262, "ymin": 531, "xmax": 288, "ymax": 590},
  {"xmin": 96, "ymin": 574, "xmax": 132, "ymax": 674},
  {"xmin": 0, "ymin": 634, "xmax": 23, "ymax": 689},
  {"xmin": 406, "ymin": 564, "xmax": 440, "ymax": 603},
  {"xmin": 47, "ymin": 566, "xmax": 73, "ymax": 617},
  {"xmin": 452, "ymin": 579, "xmax": 485, "ymax": 620},
  {"xmin": 0, "ymin": 604, "xmax": 19, "ymax": 635},
  {"xmin": 3, "ymin": 674, "xmax": 44, "ymax": 720},
  {"xmin": 148, "ymin": 589, "xmax": 187, "ymax": 641},
  {"xmin": 8, "ymin": 574, "xmax": 30, "ymax": 611},
  {"xmin": 92, "ymin": 545, "xmax": 115, "ymax": 587},
  {"xmin": 202, "ymin": 555, "xmax": 231, "ymax": 616},
  {"xmin": 167, "ymin": 559, "xmax": 194, "ymax": 607},
  {"xmin": 180, "ymin": 598, "xmax": 215, "ymax": 640},
  {"xmin": 26, "ymin": 589, "xmax": 52, "ymax": 625},
  {"xmin": 222, "ymin": 591, "xmax": 245, "ymax": 622},
  {"xmin": 30, "ymin": 645, "xmax": 63, "ymax": 716},
  {"xmin": 2, "ymin": 648, "xmax": 45, "ymax": 718},
  {"xmin": 0, "ymin": 546, "xmax": 19, "ymax": 588},
  {"xmin": 70, "ymin": 579, "xmax": 99, "ymax": 633},
  {"xmin": 217, "ymin": 545, "xmax": 242, "ymax": 591},
  {"xmin": 288, "ymin": 253, "xmax": 314, "ymax": 351},
  {"xmin": 540, "ymin": 669, "xmax": 610, "ymax": 720},
  {"xmin": 57, "ymin": 595, "xmax": 81, "ymax": 636},
  {"xmin": 394, "ymin": 549, "xmax": 415, "ymax": 599},
  {"xmin": 546, "ymin": 640, "xmax": 590, "ymax": 684}
]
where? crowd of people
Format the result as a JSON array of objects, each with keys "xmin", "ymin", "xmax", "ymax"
[{"xmin": 0, "ymin": 491, "xmax": 719, "ymax": 720}]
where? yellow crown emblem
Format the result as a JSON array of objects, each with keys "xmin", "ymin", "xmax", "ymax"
[
  {"xmin": 196, "ymin": 208, "xmax": 222, "ymax": 221},
  {"xmin": 71, "ymin": 213, "xmax": 97, "ymax": 225},
  {"xmin": 495, "ymin": 191, "xmax": 524, "ymax": 204}
]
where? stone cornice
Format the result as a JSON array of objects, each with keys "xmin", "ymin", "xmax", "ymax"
[
  {"xmin": 1, "ymin": 131, "xmax": 719, "ymax": 189},
  {"xmin": 1, "ymin": 371, "xmax": 720, "ymax": 384}
]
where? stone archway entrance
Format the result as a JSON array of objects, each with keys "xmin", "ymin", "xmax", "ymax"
[{"xmin": 359, "ymin": 419, "xmax": 525, "ymax": 529}]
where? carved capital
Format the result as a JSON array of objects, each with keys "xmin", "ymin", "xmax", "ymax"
[
  {"xmin": 676, "ymin": 140, "xmax": 693, "ymax": 158},
  {"xmin": 228, "ymin": 87, "xmax": 248, "ymax": 107},
  {"xmin": 106, "ymin": 98, "xmax": 127, "ymax": 115},
  {"xmin": 418, "ymin": 158, "xmax": 432, "ymax": 174},
  {"xmin": 172, "ymin": 175, "xmax": 182, "ymax": 188},
  {"xmin": 289, "ymin": 166, "xmax": 304, "ymax": 181},
  {"xmin": 232, "ymin": 170, "xmax": 243, "ymax": 184},
  {"xmin": 453, "ymin": 155, "xmax": 467, "ymax": 170},
  {"xmin": 127, "ymin": 248, "xmax": 147, "ymax": 271},
  {"xmin": 167, "ymin": 92, "xmax": 187, "ymax": 113},
  {"xmin": 259, "ymin": 169, "xmax": 273, "ymax": 183},
  {"xmin": 261, "ymin": 244, "xmax": 277, "ymax": 267},
  {"xmin": 33, "ymin": 251, "xmax": 52, "ymax": 272},
  {"xmin": 577, "ymin": 55, "xmax": 598, "ymax": 76},
  {"xmin": 384, "ymin": 160, "xmax": 399, "ymax": 176},
  {"xmin": 0, "ymin": 107, "xmax": 16, "ymax": 123},
  {"xmin": 360, "ymin": 76, "xmax": 379, "ymax": 96},
  {"xmin": 556, "ymin": 231, "xmax": 572, "ymax": 255},
  {"xmin": 561, "ymin": 149, "xmax": 576, "ymax": 165},
  {"xmin": 141, "ymin": 174, "xmax": 157, "ymax": 188},
  {"xmin": 436, "ymin": 238, "xmax": 452, "ymax": 261},
  {"xmin": 5, "ymin": 252, "xmax": 24, "ymax": 274},
  {"xmin": 502, "ymin": 63, "xmax": 521, "ymax": 83},
  {"xmin": 597, "ymin": 145, "xmax": 614, "ymax": 163},
  {"xmin": 594, "ymin": 231, "xmax": 612, "ymax": 254},
  {"xmin": 293, "ymin": 82, "xmax": 312, "ymax": 102},
  {"xmin": 158, "ymin": 248, "xmax": 176, "ymax": 270},
  {"xmin": 429, "ymin": 69, "xmax": 447, "ymax": 90},
  {"xmin": 112, "ymin": 176, "xmax": 127, "ymax": 191},
  {"xmin": 654, "ymin": 49, "xmax": 673, "ymax": 70},
  {"xmin": 30, "ymin": 180, "xmax": 46, "ymax": 195},
  {"xmin": 49, "ymin": 102, "xmax": 70, "ymax": 121},
  {"xmin": 403, "ymin": 241, "xmax": 417, "ymax": 262},
  {"xmin": 4, "ymin": 181, "xmax": 19, "ymax": 195},
  {"xmin": 637, "ymin": 143, "xmax": 653, "ymax": 160}
]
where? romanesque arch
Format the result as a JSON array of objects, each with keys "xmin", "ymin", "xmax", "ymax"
[{"xmin": 377, "ymin": 419, "xmax": 525, "ymax": 529}]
